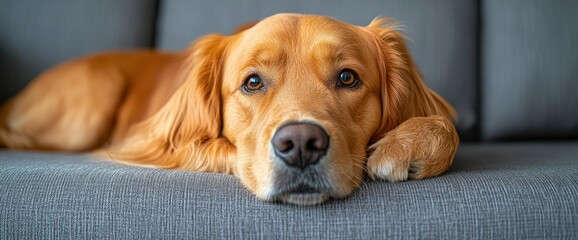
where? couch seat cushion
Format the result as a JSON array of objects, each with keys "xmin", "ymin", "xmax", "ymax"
[{"xmin": 1, "ymin": 142, "xmax": 577, "ymax": 239}]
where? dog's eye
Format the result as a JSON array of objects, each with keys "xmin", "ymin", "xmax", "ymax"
[
  {"xmin": 243, "ymin": 74, "xmax": 264, "ymax": 92},
  {"xmin": 337, "ymin": 69, "xmax": 359, "ymax": 88}
]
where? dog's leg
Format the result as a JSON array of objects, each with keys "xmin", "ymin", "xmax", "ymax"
[
  {"xmin": 177, "ymin": 137, "xmax": 237, "ymax": 174},
  {"xmin": 100, "ymin": 137, "xmax": 237, "ymax": 174},
  {"xmin": 0, "ymin": 59, "xmax": 126, "ymax": 151},
  {"xmin": 366, "ymin": 115, "xmax": 459, "ymax": 182}
]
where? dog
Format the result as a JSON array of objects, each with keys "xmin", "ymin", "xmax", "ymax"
[{"xmin": 0, "ymin": 14, "xmax": 458, "ymax": 205}]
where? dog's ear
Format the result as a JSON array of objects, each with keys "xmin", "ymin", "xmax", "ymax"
[
  {"xmin": 167, "ymin": 34, "xmax": 227, "ymax": 146},
  {"xmin": 102, "ymin": 34, "xmax": 232, "ymax": 169},
  {"xmin": 366, "ymin": 18, "xmax": 457, "ymax": 143}
]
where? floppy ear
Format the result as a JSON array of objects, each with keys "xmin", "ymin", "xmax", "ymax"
[
  {"xmin": 101, "ymin": 34, "xmax": 235, "ymax": 173},
  {"xmin": 366, "ymin": 18, "xmax": 457, "ymax": 143}
]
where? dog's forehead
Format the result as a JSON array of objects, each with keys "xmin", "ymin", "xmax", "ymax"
[
  {"xmin": 225, "ymin": 14, "xmax": 372, "ymax": 74},
  {"xmin": 221, "ymin": 14, "xmax": 381, "ymax": 93},
  {"xmin": 221, "ymin": 14, "xmax": 382, "ymax": 93},
  {"xmin": 237, "ymin": 14, "xmax": 362, "ymax": 50}
]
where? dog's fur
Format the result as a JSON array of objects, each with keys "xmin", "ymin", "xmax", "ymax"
[{"xmin": 0, "ymin": 14, "xmax": 458, "ymax": 205}]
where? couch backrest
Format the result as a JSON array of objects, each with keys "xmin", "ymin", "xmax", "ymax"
[
  {"xmin": 481, "ymin": 0, "xmax": 578, "ymax": 140},
  {"xmin": 0, "ymin": 0, "xmax": 157, "ymax": 103},
  {"xmin": 1, "ymin": 0, "xmax": 577, "ymax": 141}
]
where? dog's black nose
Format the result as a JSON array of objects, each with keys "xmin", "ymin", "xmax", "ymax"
[{"xmin": 271, "ymin": 123, "xmax": 330, "ymax": 170}]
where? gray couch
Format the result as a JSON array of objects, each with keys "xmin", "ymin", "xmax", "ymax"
[{"xmin": 1, "ymin": 0, "xmax": 577, "ymax": 239}]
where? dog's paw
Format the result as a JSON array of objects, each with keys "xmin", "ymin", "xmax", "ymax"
[
  {"xmin": 366, "ymin": 146, "xmax": 412, "ymax": 182},
  {"xmin": 366, "ymin": 116, "xmax": 459, "ymax": 182},
  {"xmin": 367, "ymin": 152, "xmax": 432, "ymax": 182}
]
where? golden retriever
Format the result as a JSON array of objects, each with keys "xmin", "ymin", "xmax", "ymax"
[{"xmin": 0, "ymin": 14, "xmax": 458, "ymax": 205}]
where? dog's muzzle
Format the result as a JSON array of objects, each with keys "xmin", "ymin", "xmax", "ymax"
[
  {"xmin": 268, "ymin": 122, "xmax": 332, "ymax": 204},
  {"xmin": 271, "ymin": 122, "xmax": 329, "ymax": 169}
]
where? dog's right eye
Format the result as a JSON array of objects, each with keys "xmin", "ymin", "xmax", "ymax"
[
  {"xmin": 242, "ymin": 74, "xmax": 264, "ymax": 93},
  {"xmin": 337, "ymin": 69, "xmax": 360, "ymax": 89}
]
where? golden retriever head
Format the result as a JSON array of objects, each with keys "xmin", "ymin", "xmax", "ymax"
[
  {"xmin": 222, "ymin": 14, "xmax": 384, "ymax": 205},
  {"xmin": 109, "ymin": 14, "xmax": 454, "ymax": 205}
]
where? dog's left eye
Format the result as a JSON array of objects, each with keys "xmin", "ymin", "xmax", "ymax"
[
  {"xmin": 242, "ymin": 74, "xmax": 264, "ymax": 93},
  {"xmin": 337, "ymin": 69, "xmax": 360, "ymax": 88}
]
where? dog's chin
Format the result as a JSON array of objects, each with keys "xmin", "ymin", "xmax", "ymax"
[
  {"xmin": 280, "ymin": 193, "xmax": 330, "ymax": 205},
  {"xmin": 268, "ymin": 184, "xmax": 332, "ymax": 205}
]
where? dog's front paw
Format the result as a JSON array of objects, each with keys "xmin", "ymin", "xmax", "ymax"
[
  {"xmin": 366, "ymin": 144, "xmax": 411, "ymax": 182},
  {"xmin": 366, "ymin": 116, "xmax": 459, "ymax": 182}
]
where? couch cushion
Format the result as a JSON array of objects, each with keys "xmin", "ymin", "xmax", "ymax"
[
  {"xmin": 156, "ymin": 0, "xmax": 479, "ymax": 140},
  {"xmin": 481, "ymin": 0, "xmax": 578, "ymax": 140},
  {"xmin": 0, "ymin": 0, "xmax": 157, "ymax": 103},
  {"xmin": 1, "ymin": 142, "xmax": 577, "ymax": 239}
]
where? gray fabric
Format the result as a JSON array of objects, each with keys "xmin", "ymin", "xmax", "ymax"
[
  {"xmin": 1, "ymin": 143, "xmax": 577, "ymax": 239},
  {"xmin": 481, "ymin": 0, "xmax": 578, "ymax": 140},
  {"xmin": 0, "ymin": 0, "xmax": 157, "ymax": 103},
  {"xmin": 156, "ymin": 0, "xmax": 479, "ymax": 140}
]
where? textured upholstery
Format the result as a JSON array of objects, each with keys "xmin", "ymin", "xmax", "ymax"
[
  {"xmin": 156, "ymin": 0, "xmax": 479, "ymax": 140},
  {"xmin": 2, "ymin": 143, "xmax": 577, "ymax": 239},
  {"xmin": 482, "ymin": 0, "xmax": 578, "ymax": 140},
  {"xmin": 0, "ymin": 0, "xmax": 157, "ymax": 103}
]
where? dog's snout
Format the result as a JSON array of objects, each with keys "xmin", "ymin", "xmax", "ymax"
[{"xmin": 272, "ymin": 123, "xmax": 329, "ymax": 170}]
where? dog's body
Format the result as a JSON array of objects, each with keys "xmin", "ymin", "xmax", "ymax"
[
  {"xmin": 0, "ymin": 14, "xmax": 458, "ymax": 205},
  {"xmin": 1, "ymin": 51, "xmax": 181, "ymax": 150}
]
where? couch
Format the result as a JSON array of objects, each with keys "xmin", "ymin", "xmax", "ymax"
[{"xmin": 1, "ymin": 0, "xmax": 577, "ymax": 239}]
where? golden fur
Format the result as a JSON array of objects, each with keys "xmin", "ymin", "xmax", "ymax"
[{"xmin": 0, "ymin": 14, "xmax": 458, "ymax": 205}]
